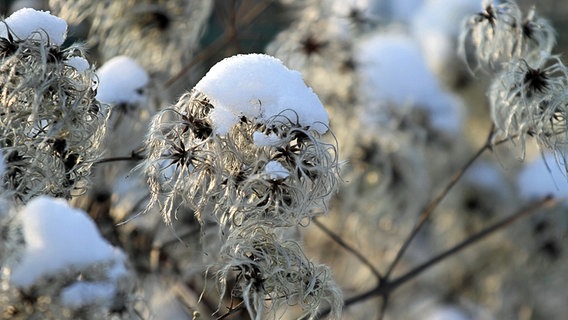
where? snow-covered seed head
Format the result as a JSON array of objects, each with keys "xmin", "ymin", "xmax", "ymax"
[
  {"xmin": 95, "ymin": 56, "xmax": 153, "ymax": 156},
  {"xmin": 1, "ymin": 196, "xmax": 133, "ymax": 319},
  {"xmin": 142, "ymin": 54, "xmax": 339, "ymax": 230},
  {"xmin": 458, "ymin": 0, "xmax": 554, "ymax": 72},
  {"xmin": 0, "ymin": 8, "xmax": 106, "ymax": 202}
]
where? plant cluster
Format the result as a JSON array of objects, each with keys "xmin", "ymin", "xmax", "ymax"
[{"xmin": 0, "ymin": 1, "xmax": 567, "ymax": 320}]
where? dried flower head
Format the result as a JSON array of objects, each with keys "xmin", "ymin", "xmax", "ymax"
[
  {"xmin": 216, "ymin": 224, "xmax": 343, "ymax": 320},
  {"xmin": 0, "ymin": 14, "xmax": 106, "ymax": 202},
  {"xmin": 49, "ymin": 0, "xmax": 213, "ymax": 77},
  {"xmin": 266, "ymin": 6, "xmax": 356, "ymax": 105},
  {"xmin": 489, "ymin": 54, "xmax": 568, "ymax": 156},
  {"xmin": 459, "ymin": 0, "xmax": 555, "ymax": 72},
  {"xmin": 143, "ymin": 89, "xmax": 339, "ymax": 230},
  {"xmin": 142, "ymin": 53, "xmax": 342, "ymax": 319}
]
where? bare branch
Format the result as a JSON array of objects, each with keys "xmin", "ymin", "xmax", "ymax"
[
  {"xmin": 384, "ymin": 126, "xmax": 496, "ymax": 278},
  {"xmin": 313, "ymin": 218, "xmax": 383, "ymax": 280},
  {"xmin": 314, "ymin": 195, "xmax": 561, "ymax": 319}
]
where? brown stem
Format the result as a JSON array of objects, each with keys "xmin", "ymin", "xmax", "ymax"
[
  {"xmin": 165, "ymin": 1, "xmax": 271, "ymax": 88},
  {"xmin": 95, "ymin": 148, "xmax": 145, "ymax": 164},
  {"xmin": 388, "ymin": 196, "xmax": 557, "ymax": 289},
  {"xmin": 313, "ymin": 196, "xmax": 559, "ymax": 319},
  {"xmin": 216, "ymin": 301, "xmax": 244, "ymax": 320},
  {"xmin": 313, "ymin": 218, "xmax": 383, "ymax": 280},
  {"xmin": 384, "ymin": 127, "xmax": 495, "ymax": 278},
  {"xmin": 94, "ymin": 155, "xmax": 143, "ymax": 164}
]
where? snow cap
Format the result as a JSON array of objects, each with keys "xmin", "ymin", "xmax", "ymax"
[
  {"xmin": 0, "ymin": 8, "xmax": 67, "ymax": 46},
  {"xmin": 194, "ymin": 53, "xmax": 329, "ymax": 135}
]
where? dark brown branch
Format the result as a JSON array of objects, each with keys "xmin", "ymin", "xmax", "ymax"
[
  {"xmin": 95, "ymin": 150, "xmax": 145, "ymax": 164},
  {"xmin": 165, "ymin": 1, "xmax": 271, "ymax": 88},
  {"xmin": 313, "ymin": 218, "xmax": 383, "ymax": 280},
  {"xmin": 384, "ymin": 127, "xmax": 496, "ymax": 278},
  {"xmin": 388, "ymin": 195, "xmax": 558, "ymax": 289},
  {"xmin": 216, "ymin": 301, "xmax": 244, "ymax": 320},
  {"xmin": 313, "ymin": 195, "xmax": 559, "ymax": 319}
]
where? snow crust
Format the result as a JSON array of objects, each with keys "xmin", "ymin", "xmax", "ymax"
[
  {"xmin": 194, "ymin": 54, "xmax": 329, "ymax": 135},
  {"xmin": 411, "ymin": 0, "xmax": 479, "ymax": 74},
  {"xmin": 264, "ymin": 160, "xmax": 290, "ymax": 180},
  {"xmin": 253, "ymin": 131, "xmax": 283, "ymax": 147},
  {"xmin": 65, "ymin": 56, "xmax": 90, "ymax": 73},
  {"xmin": 0, "ymin": 8, "xmax": 67, "ymax": 46},
  {"xmin": 95, "ymin": 56, "xmax": 149, "ymax": 105},
  {"xmin": 60, "ymin": 281, "xmax": 116, "ymax": 309},
  {"xmin": 10, "ymin": 196, "xmax": 122, "ymax": 287}
]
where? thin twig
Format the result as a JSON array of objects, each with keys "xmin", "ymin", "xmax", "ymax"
[
  {"xmin": 313, "ymin": 218, "xmax": 383, "ymax": 280},
  {"xmin": 165, "ymin": 1, "xmax": 271, "ymax": 88},
  {"xmin": 94, "ymin": 155, "xmax": 143, "ymax": 164},
  {"xmin": 388, "ymin": 195, "xmax": 558, "ymax": 290},
  {"xmin": 216, "ymin": 301, "xmax": 244, "ymax": 320},
  {"xmin": 377, "ymin": 294, "xmax": 389, "ymax": 320},
  {"xmin": 95, "ymin": 149, "xmax": 145, "ymax": 164},
  {"xmin": 313, "ymin": 195, "xmax": 559, "ymax": 319},
  {"xmin": 384, "ymin": 127, "xmax": 495, "ymax": 278}
]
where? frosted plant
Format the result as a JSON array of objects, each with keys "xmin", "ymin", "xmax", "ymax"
[
  {"xmin": 216, "ymin": 224, "xmax": 342, "ymax": 320},
  {"xmin": 143, "ymin": 54, "xmax": 339, "ymax": 230},
  {"xmin": 48, "ymin": 0, "xmax": 214, "ymax": 78},
  {"xmin": 0, "ymin": 196, "xmax": 133, "ymax": 319},
  {"xmin": 0, "ymin": 8, "xmax": 106, "ymax": 202},
  {"xmin": 142, "ymin": 53, "xmax": 341, "ymax": 318},
  {"xmin": 488, "ymin": 53, "xmax": 568, "ymax": 157},
  {"xmin": 459, "ymin": 0, "xmax": 555, "ymax": 72}
]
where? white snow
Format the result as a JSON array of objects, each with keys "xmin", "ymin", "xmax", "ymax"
[
  {"xmin": 264, "ymin": 161, "xmax": 290, "ymax": 180},
  {"xmin": 423, "ymin": 305, "xmax": 470, "ymax": 320},
  {"xmin": 253, "ymin": 131, "xmax": 283, "ymax": 147},
  {"xmin": 95, "ymin": 56, "xmax": 149, "ymax": 105},
  {"xmin": 194, "ymin": 54, "xmax": 329, "ymax": 135},
  {"xmin": 0, "ymin": 8, "xmax": 67, "ymax": 46},
  {"xmin": 60, "ymin": 281, "xmax": 117, "ymax": 309},
  {"xmin": 355, "ymin": 32, "xmax": 463, "ymax": 133},
  {"xmin": 65, "ymin": 56, "xmax": 90, "ymax": 73},
  {"xmin": 517, "ymin": 153, "xmax": 568, "ymax": 203},
  {"xmin": 10, "ymin": 196, "xmax": 122, "ymax": 288}
]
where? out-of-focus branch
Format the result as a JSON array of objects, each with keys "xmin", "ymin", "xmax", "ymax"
[
  {"xmin": 312, "ymin": 195, "xmax": 560, "ymax": 319},
  {"xmin": 165, "ymin": 1, "xmax": 271, "ymax": 88},
  {"xmin": 384, "ymin": 126, "xmax": 496, "ymax": 278},
  {"xmin": 313, "ymin": 218, "xmax": 383, "ymax": 280}
]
